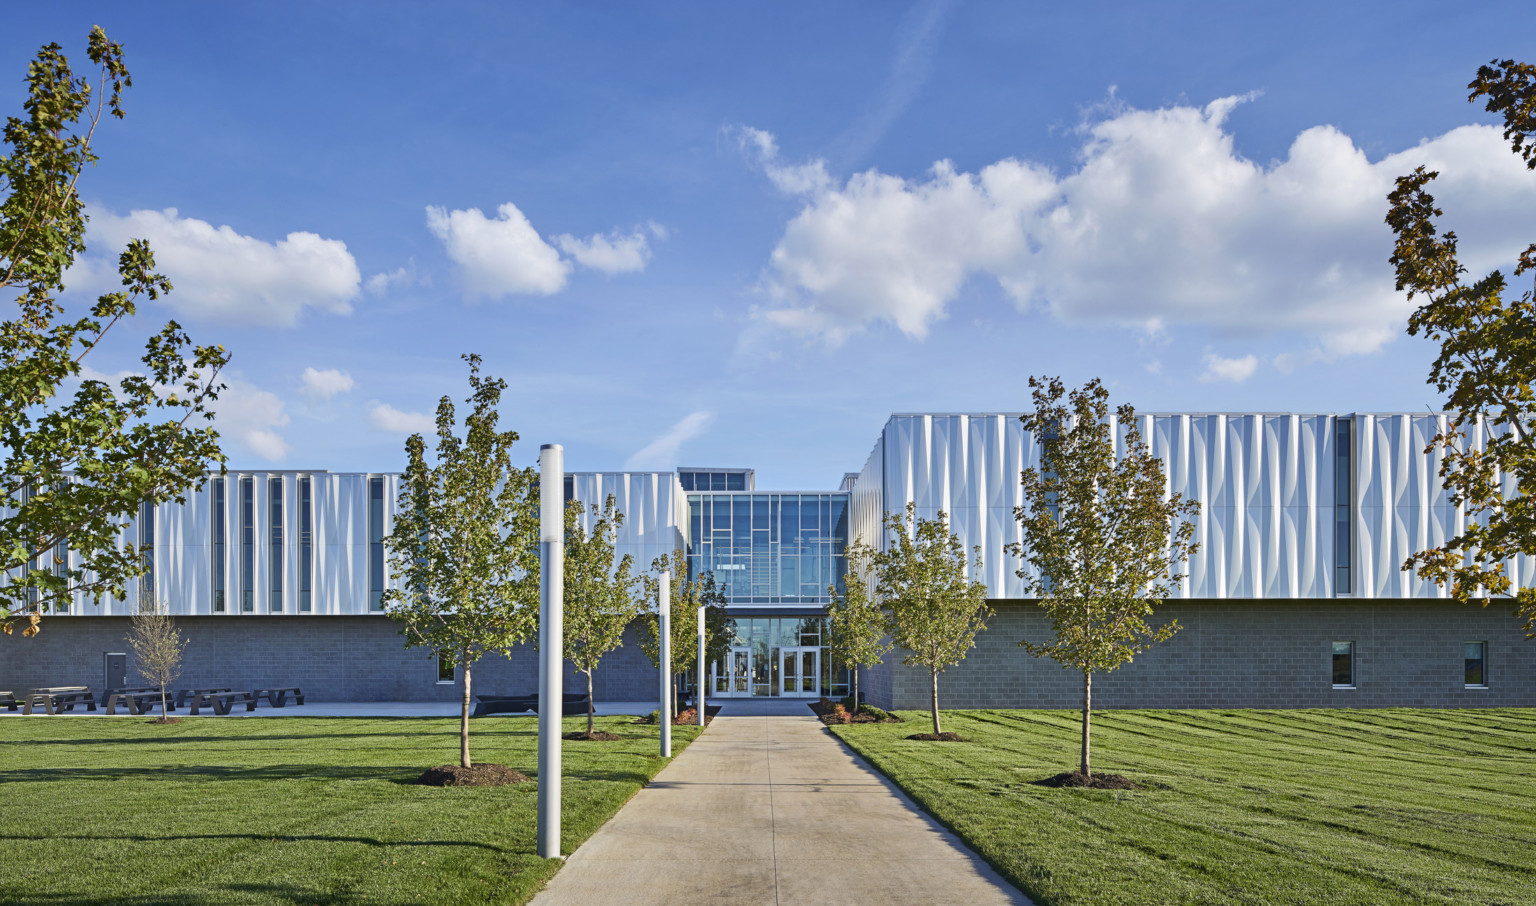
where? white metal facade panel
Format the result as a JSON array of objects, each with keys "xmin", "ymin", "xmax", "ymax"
[{"xmin": 567, "ymin": 472, "xmax": 687, "ymax": 572}]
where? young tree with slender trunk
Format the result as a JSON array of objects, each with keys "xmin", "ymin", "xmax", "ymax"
[
  {"xmin": 1389, "ymin": 60, "xmax": 1536, "ymax": 637},
  {"xmin": 382, "ymin": 355, "xmax": 540, "ymax": 769},
  {"xmin": 642, "ymin": 548, "xmax": 727, "ymax": 717},
  {"xmin": 826, "ymin": 538, "xmax": 890, "ymax": 711},
  {"xmin": 872, "ymin": 504, "xmax": 991, "ymax": 736},
  {"xmin": 563, "ymin": 495, "xmax": 643, "ymax": 736},
  {"xmin": 127, "ymin": 599, "xmax": 186, "ymax": 721},
  {"xmin": 1011, "ymin": 377, "xmax": 1200, "ymax": 779},
  {"xmin": 2, "ymin": 28, "xmax": 227, "ymax": 638}
]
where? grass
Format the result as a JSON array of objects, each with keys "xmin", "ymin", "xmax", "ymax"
[
  {"xmin": 0, "ymin": 714, "xmax": 700, "ymax": 905},
  {"xmin": 830, "ymin": 708, "xmax": 1536, "ymax": 906}
]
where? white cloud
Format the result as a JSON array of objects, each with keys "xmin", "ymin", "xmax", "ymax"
[
  {"xmin": 425, "ymin": 203, "xmax": 570, "ymax": 298},
  {"xmin": 74, "ymin": 206, "xmax": 360, "ymax": 326},
  {"xmin": 299, "ymin": 367, "xmax": 354, "ymax": 401},
  {"xmin": 748, "ymin": 103, "xmax": 1536, "ymax": 355},
  {"xmin": 624, "ymin": 411, "xmax": 714, "ymax": 471},
  {"xmin": 1199, "ymin": 352, "xmax": 1258, "ymax": 383},
  {"xmin": 364, "ymin": 265, "xmax": 420, "ymax": 296},
  {"xmin": 74, "ymin": 362, "xmax": 290, "ymax": 462},
  {"xmin": 554, "ymin": 229, "xmax": 652, "ymax": 274},
  {"xmin": 370, "ymin": 403, "xmax": 435, "ymax": 435}
]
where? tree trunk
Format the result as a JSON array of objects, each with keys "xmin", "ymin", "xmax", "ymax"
[
  {"xmin": 852, "ymin": 666, "xmax": 860, "ymax": 714},
  {"xmin": 460, "ymin": 655, "xmax": 472, "ymax": 769},
  {"xmin": 1081, "ymin": 669, "xmax": 1092, "ymax": 778},
  {"xmin": 586, "ymin": 670, "xmax": 595, "ymax": 736},
  {"xmin": 159, "ymin": 682, "xmax": 168, "ymax": 721},
  {"xmin": 930, "ymin": 668, "xmax": 941, "ymax": 736}
]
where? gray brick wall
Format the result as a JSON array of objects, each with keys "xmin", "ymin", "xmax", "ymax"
[
  {"xmin": 863, "ymin": 599, "xmax": 1536, "ymax": 710},
  {"xmin": 0, "ymin": 615, "xmax": 661, "ymax": 702}
]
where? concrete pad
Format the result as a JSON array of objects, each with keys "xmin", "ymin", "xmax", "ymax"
[{"xmin": 530, "ymin": 713, "xmax": 1031, "ymax": 905}]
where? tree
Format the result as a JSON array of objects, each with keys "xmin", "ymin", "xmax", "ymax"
[
  {"xmin": 563, "ymin": 494, "xmax": 643, "ymax": 736},
  {"xmin": 2, "ymin": 28, "xmax": 227, "ymax": 637},
  {"xmin": 126, "ymin": 599, "xmax": 186, "ymax": 721},
  {"xmin": 826, "ymin": 538, "xmax": 890, "ymax": 711},
  {"xmin": 1011, "ymin": 377, "xmax": 1200, "ymax": 779},
  {"xmin": 642, "ymin": 548, "xmax": 728, "ymax": 717},
  {"xmin": 869, "ymin": 503, "xmax": 991, "ymax": 736},
  {"xmin": 382, "ymin": 355, "xmax": 540, "ymax": 768},
  {"xmin": 1389, "ymin": 59, "xmax": 1536, "ymax": 638}
]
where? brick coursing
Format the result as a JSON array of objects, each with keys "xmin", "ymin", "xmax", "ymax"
[{"xmin": 861, "ymin": 600, "xmax": 1535, "ymax": 710}]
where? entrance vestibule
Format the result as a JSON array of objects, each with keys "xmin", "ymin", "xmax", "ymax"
[{"xmin": 708, "ymin": 616, "xmax": 847, "ymax": 699}]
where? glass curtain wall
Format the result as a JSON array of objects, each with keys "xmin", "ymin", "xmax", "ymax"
[{"xmin": 686, "ymin": 493, "xmax": 848, "ymax": 604}]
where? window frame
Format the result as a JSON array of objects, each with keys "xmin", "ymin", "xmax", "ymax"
[
  {"xmin": 1464, "ymin": 641, "xmax": 1488, "ymax": 689},
  {"xmin": 436, "ymin": 654, "xmax": 455, "ymax": 684},
  {"xmin": 1331, "ymin": 640, "xmax": 1355, "ymax": 689}
]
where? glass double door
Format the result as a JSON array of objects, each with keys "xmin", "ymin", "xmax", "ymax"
[
  {"xmin": 714, "ymin": 646, "xmax": 821, "ymax": 697},
  {"xmin": 779, "ymin": 646, "xmax": 819, "ymax": 698}
]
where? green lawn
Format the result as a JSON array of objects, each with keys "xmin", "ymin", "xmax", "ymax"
[
  {"xmin": 0, "ymin": 715, "xmax": 699, "ymax": 905},
  {"xmin": 831, "ymin": 709, "xmax": 1536, "ymax": 906}
]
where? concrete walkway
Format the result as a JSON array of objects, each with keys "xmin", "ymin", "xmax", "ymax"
[{"xmin": 530, "ymin": 708, "xmax": 1031, "ymax": 905}]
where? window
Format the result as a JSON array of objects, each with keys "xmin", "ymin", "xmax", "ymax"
[
  {"xmin": 298, "ymin": 476, "xmax": 313, "ymax": 613},
  {"xmin": 139, "ymin": 500, "xmax": 155, "ymax": 605},
  {"xmin": 269, "ymin": 477, "xmax": 284, "ymax": 612},
  {"xmin": 436, "ymin": 654, "xmax": 454, "ymax": 684},
  {"xmin": 211, "ymin": 478, "xmax": 226, "ymax": 612},
  {"xmin": 369, "ymin": 476, "xmax": 385, "ymax": 611},
  {"xmin": 52, "ymin": 535, "xmax": 68, "ymax": 613},
  {"xmin": 1465, "ymin": 642, "xmax": 1488, "ymax": 688},
  {"xmin": 1334, "ymin": 417, "xmax": 1352, "ymax": 595},
  {"xmin": 1332, "ymin": 641, "xmax": 1355, "ymax": 688},
  {"xmin": 241, "ymin": 477, "xmax": 254, "ymax": 612}
]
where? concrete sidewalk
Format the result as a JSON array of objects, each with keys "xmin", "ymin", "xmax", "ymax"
[{"xmin": 530, "ymin": 710, "xmax": 1031, "ymax": 905}]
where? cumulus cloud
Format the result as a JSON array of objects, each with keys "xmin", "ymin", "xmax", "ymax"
[
  {"xmin": 74, "ymin": 362, "xmax": 290, "ymax": 462},
  {"xmin": 370, "ymin": 403, "xmax": 435, "ymax": 435},
  {"xmin": 748, "ymin": 101, "xmax": 1536, "ymax": 355},
  {"xmin": 364, "ymin": 264, "xmax": 421, "ymax": 296},
  {"xmin": 299, "ymin": 367, "xmax": 354, "ymax": 401},
  {"xmin": 554, "ymin": 228, "xmax": 652, "ymax": 274},
  {"xmin": 1199, "ymin": 352, "xmax": 1259, "ymax": 383},
  {"xmin": 624, "ymin": 411, "xmax": 714, "ymax": 471},
  {"xmin": 73, "ymin": 206, "xmax": 361, "ymax": 326},
  {"xmin": 425, "ymin": 203, "xmax": 570, "ymax": 298}
]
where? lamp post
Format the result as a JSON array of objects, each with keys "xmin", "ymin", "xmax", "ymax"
[
  {"xmin": 537, "ymin": 444, "xmax": 563, "ymax": 860},
  {"xmin": 658, "ymin": 570, "xmax": 671, "ymax": 758},
  {"xmin": 697, "ymin": 604, "xmax": 706, "ymax": 727}
]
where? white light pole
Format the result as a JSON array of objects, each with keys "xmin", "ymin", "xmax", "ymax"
[
  {"xmin": 658, "ymin": 570, "xmax": 671, "ymax": 758},
  {"xmin": 537, "ymin": 444, "xmax": 563, "ymax": 860},
  {"xmin": 696, "ymin": 604, "xmax": 706, "ymax": 727}
]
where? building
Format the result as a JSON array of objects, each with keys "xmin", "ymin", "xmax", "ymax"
[{"xmin": 3, "ymin": 412, "xmax": 1532, "ymax": 708}]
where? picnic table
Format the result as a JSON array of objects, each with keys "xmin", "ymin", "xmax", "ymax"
[
  {"xmin": 105, "ymin": 689, "xmax": 174, "ymax": 716},
  {"xmin": 174, "ymin": 688, "xmax": 230, "ymax": 709},
  {"xmin": 186, "ymin": 690, "xmax": 259, "ymax": 716},
  {"xmin": 23, "ymin": 686, "xmax": 97, "ymax": 715},
  {"xmin": 1, "ymin": 690, "xmax": 18, "ymax": 712},
  {"xmin": 253, "ymin": 687, "xmax": 304, "ymax": 707}
]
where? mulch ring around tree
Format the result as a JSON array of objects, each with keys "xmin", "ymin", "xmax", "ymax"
[
  {"xmin": 634, "ymin": 705, "xmax": 722, "ymax": 726},
  {"xmin": 147, "ymin": 717, "xmax": 182, "ymax": 725},
  {"xmin": 414, "ymin": 764, "xmax": 530, "ymax": 787},
  {"xmin": 904, "ymin": 732, "xmax": 966, "ymax": 742},
  {"xmin": 1032, "ymin": 770, "xmax": 1143, "ymax": 790},
  {"xmin": 808, "ymin": 699, "xmax": 904, "ymax": 726},
  {"xmin": 563, "ymin": 730, "xmax": 623, "ymax": 741}
]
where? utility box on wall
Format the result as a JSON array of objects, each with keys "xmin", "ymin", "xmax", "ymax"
[{"xmin": 104, "ymin": 652, "xmax": 126, "ymax": 691}]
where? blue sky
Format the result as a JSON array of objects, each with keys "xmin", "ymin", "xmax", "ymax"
[{"xmin": 5, "ymin": 2, "xmax": 1534, "ymax": 487}]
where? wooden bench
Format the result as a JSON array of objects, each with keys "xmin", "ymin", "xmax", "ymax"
[
  {"xmin": 253, "ymin": 687, "xmax": 304, "ymax": 707},
  {"xmin": 105, "ymin": 690, "xmax": 173, "ymax": 716},
  {"xmin": 23, "ymin": 686, "xmax": 97, "ymax": 715}
]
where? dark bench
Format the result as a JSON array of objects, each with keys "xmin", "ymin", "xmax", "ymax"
[
  {"xmin": 174, "ymin": 688, "xmax": 230, "ymax": 708},
  {"xmin": 472, "ymin": 693, "xmax": 590, "ymax": 717},
  {"xmin": 253, "ymin": 687, "xmax": 304, "ymax": 707},
  {"xmin": 105, "ymin": 690, "xmax": 173, "ymax": 716},
  {"xmin": 23, "ymin": 686, "xmax": 97, "ymax": 715},
  {"xmin": 186, "ymin": 691, "xmax": 259, "ymax": 716},
  {"xmin": 1, "ymin": 691, "xmax": 18, "ymax": 712}
]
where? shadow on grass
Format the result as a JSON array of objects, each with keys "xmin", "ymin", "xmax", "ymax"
[
  {"xmin": 0, "ymin": 765, "xmax": 473, "ymax": 783},
  {"xmin": 0, "ymin": 831, "xmax": 507, "ymax": 854},
  {"xmin": 8, "ymin": 881, "xmax": 427, "ymax": 905}
]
